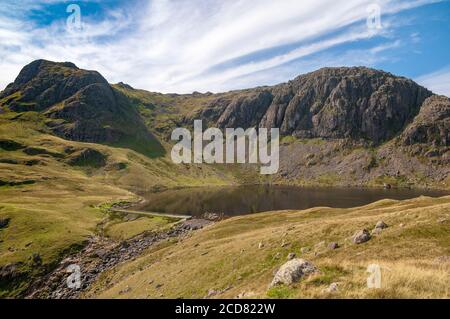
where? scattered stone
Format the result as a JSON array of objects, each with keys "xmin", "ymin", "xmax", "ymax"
[
  {"xmin": 352, "ymin": 229, "xmax": 371, "ymax": 244},
  {"xmin": 155, "ymin": 283, "xmax": 163, "ymax": 289},
  {"xmin": 324, "ymin": 282, "xmax": 339, "ymax": 293},
  {"xmin": 270, "ymin": 259, "xmax": 317, "ymax": 287},
  {"xmin": 281, "ymin": 240, "xmax": 290, "ymax": 247},
  {"xmin": 287, "ymin": 253, "xmax": 296, "ymax": 260},
  {"xmin": 235, "ymin": 291, "xmax": 255, "ymax": 299},
  {"xmin": 383, "ymin": 183, "xmax": 392, "ymax": 189},
  {"xmin": 30, "ymin": 253, "xmax": 42, "ymax": 266},
  {"xmin": 182, "ymin": 219, "xmax": 213, "ymax": 230},
  {"xmin": 119, "ymin": 285, "xmax": 132, "ymax": 294},
  {"xmin": 0, "ymin": 218, "xmax": 10, "ymax": 229},
  {"xmin": 273, "ymin": 252, "xmax": 281, "ymax": 259},
  {"xmin": 375, "ymin": 221, "xmax": 388, "ymax": 229},
  {"xmin": 399, "ymin": 223, "xmax": 405, "ymax": 228},
  {"xmin": 202, "ymin": 212, "xmax": 221, "ymax": 221},
  {"xmin": 328, "ymin": 242, "xmax": 339, "ymax": 250},
  {"xmin": 258, "ymin": 242, "xmax": 264, "ymax": 249},
  {"xmin": 206, "ymin": 289, "xmax": 219, "ymax": 298},
  {"xmin": 25, "ymin": 217, "xmax": 213, "ymax": 299}
]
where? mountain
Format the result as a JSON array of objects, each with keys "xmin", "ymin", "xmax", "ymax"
[
  {"xmin": 1, "ymin": 60, "xmax": 449, "ymax": 188},
  {"xmin": 0, "ymin": 60, "xmax": 164, "ymax": 157},
  {"xmin": 0, "ymin": 60, "xmax": 449, "ymax": 298}
]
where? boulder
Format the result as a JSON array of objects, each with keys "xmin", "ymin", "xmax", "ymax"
[
  {"xmin": 375, "ymin": 221, "xmax": 388, "ymax": 229},
  {"xmin": 0, "ymin": 218, "xmax": 10, "ymax": 229},
  {"xmin": 352, "ymin": 229, "xmax": 371, "ymax": 244},
  {"xmin": 328, "ymin": 242, "xmax": 339, "ymax": 250},
  {"xmin": 325, "ymin": 282, "xmax": 339, "ymax": 293},
  {"xmin": 270, "ymin": 258, "xmax": 317, "ymax": 287}
]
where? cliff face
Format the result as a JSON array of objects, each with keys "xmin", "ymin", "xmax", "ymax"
[
  {"xmin": 0, "ymin": 60, "xmax": 107, "ymax": 112},
  {"xmin": 198, "ymin": 67, "xmax": 433, "ymax": 145},
  {"xmin": 401, "ymin": 95, "xmax": 450, "ymax": 147}
]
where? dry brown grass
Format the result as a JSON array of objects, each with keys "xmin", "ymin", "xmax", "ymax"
[{"xmin": 87, "ymin": 196, "xmax": 450, "ymax": 299}]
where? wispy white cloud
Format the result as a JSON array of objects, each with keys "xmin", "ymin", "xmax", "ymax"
[
  {"xmin": 416, "ymin": 67, "xmax": 450, "ymax": 97},
  {"xmin": 0, "ymin": 0, "xmax": 442, "ymax": 93}
]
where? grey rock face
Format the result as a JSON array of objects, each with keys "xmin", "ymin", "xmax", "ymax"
[
  {"xmin": 0, "ymin": 60, "xmax": 162, "ymax": 155},
  {"xmin": 202, "ymin": 67, "xmax": 432, "ymax": 145},
  {"xmin": 401, "ymin": 95, "xmax": 450, "ymax": 147}
]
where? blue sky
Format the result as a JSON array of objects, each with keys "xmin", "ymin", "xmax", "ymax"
[{"xmin": 0, "ymin": 0, "xmax": 449, "ymax": 95}]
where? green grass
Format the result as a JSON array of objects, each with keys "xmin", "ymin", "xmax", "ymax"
[
  {"xmin": 103, "ymin": 215, "xmax": 177, "ymax": 240},
  {"xmin": 0, "ymin": 108, "xmax": 248, "ymax": 297},
  {"xmin": 266, "ymin": 285, "xmax": 295, "ymax": 298}
]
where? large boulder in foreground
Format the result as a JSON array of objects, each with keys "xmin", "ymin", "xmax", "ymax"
[{"xmin": 270, "ymin": 258, "xmax": 317, "ymax": 287}]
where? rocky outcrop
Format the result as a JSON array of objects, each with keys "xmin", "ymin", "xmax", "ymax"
[
  {"xmin": 0, "ymin": 139, "xmax": 25, "ymax": 151},
  {"xmin": 0, "ymin": 60, "xmax": 164, "ymax": 157},
  {"xmin": 401, "ymin": 95, "xmax": 450, "ymax": 147},
  {"xmin": 66, "ymin": 148, "xmax": 107, "ymax": 168},
  {"xmin": 0, "ymin": 60, "xmax": 107, "ymax": 112},
  {"xmin": 200, "ymin": 67, "xmax": 432, "ymax": 144}
]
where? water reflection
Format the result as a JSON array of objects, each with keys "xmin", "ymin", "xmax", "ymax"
[{"xmin": 135, "ymin": 185, "xmax": 448, "ymax": 217}]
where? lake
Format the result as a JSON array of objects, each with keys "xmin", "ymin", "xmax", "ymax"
[{"xmin": 134, "ymin": 185, "xmax": 448, "ymax": 217}]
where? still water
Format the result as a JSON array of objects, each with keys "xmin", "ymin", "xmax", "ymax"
[{"xmin": 135, "ymin": 185, "xmax": 448, "ymax": 217}]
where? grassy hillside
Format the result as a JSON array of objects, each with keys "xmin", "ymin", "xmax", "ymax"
[
  {"xmin": 1, "ymin": 61, "xmax": 448, "ymax": 298},
  {"xmin": 0, "ymin": 111, "xmax": 238, "ymax": 297},
  {"xmin": 87, "ymin": 195, "xmax": 450, "ymax": 299}
]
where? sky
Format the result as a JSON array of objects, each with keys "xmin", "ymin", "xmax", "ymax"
[{"xmin": 0, "ymin": 0, "xmax": 449, "ymax": 95}]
